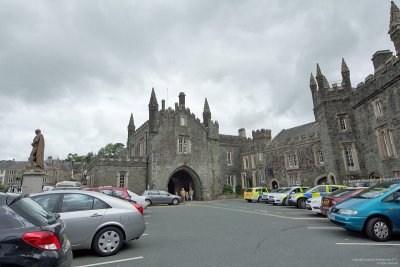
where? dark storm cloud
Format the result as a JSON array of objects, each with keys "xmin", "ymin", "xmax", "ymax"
[{"xmin": 0, "ymin": 0, "xmax": 394, "ymax": 160}]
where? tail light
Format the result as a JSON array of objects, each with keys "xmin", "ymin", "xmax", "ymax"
[
  {"xmin": 22, "ymin": 231, "xmax": 61, "ymax": 250},
  {"xmin": 132, "ymin": 203, "xmax": 144, "ymax": 215}
]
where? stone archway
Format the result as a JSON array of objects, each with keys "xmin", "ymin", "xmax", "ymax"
[
  {"xmin": 270, "ymin": 180, "xmax": 279, "ymax": 189},
  {"xmin": 314, "ymin": 175, "xmax": 328, "ymax": 185},
  {"xmin": 327, "ymin": 173, "xmax": 337, "ymax": 184},
  {"xmin": 167, "ymin": 166, "xmax": 202, "ymax": 200}
]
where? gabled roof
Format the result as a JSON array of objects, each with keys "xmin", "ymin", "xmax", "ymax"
[{"xmin": 270, "ymin": 122, "xmax": 318, "ymax": 145}]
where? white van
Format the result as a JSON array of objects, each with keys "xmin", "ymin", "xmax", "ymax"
[{"xmin": 55, "ymin": 181, "xmax": 82, "ymax": 188}]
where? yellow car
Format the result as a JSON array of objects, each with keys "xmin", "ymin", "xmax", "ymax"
[
  {"xmin": 288, "ymin": 185, "xmax": 347, "ymax": 209},
  {"xmin": 243, "ymin": 187, "xmax": 269, "ymax": 203}
]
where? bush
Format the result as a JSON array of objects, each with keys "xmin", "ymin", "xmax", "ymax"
[
  {"xmin": 222, "ymin": 184, "xmax": 233, "ymax": 195},
  {"xmin": 235, "ymin": 185, "xmax": 243, "ymax": 196},
  {"xmin": 0, "ymin": 184, "xmax": 7, "ymax": 193}
]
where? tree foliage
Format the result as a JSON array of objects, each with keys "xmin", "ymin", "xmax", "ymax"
[{"xmin": 97, "ymin": 143, "xmax": 125, "ymax": 157}]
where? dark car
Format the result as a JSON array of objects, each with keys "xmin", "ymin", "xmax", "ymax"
[
  {"xmin": 0, "ymin": 192, "xmax": 72, "ymax": 267},
  {"xmin": 320, "ymin": 187, "xmax": 367, "ymax": 216},
  {"xmin": 142, "ymin": 190, "xmax": 181, "ymax": 205}
]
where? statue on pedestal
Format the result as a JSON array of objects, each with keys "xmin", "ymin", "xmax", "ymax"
[{"xmin": 29, "ymin": 129, "xmax": 45, "ymax": 170}]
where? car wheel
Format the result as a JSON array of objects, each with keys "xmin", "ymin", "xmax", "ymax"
[
  {"xmin": 146, "ymin": 199, "xmax": 152, "ymax": 206},
  {"xmin": 92, "ymin": 227, "xmax": 124, "ymax": 257},
  {"xmin": 282, "ymin": 198, "xmax": 287, "ymax": 206},
  {"xmin": 246, "ymin": 199, "xmax": 252, "ymax": 203},
  {"xmin": 172, "ymin": 198, "xmax": 179, "ymax": 205},
  {"xmin": 297, "ymin": 198, "xmax": 306, "ymax": 209},
  {"xmin": 366, "ymin": 217, "xmax": 392, "ymax": 242},
  {"xmin": 257, "ymin": 197, "xmax": 262, "ymax": 203}
]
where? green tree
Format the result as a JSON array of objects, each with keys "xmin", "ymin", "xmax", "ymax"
[{"xmin": 98, "ymin": 143, "xmax": 125, "ymax": 157}]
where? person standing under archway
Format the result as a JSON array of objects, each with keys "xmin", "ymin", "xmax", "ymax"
[{"xmin": 180, "ymin": 187, "xmax": 186, "ymax": 203}]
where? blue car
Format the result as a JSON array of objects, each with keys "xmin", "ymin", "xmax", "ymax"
[{"xmin": 328, "ymin": 180, "xmax": 400, "ymax": 241}]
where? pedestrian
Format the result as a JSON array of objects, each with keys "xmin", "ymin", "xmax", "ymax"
[
  {"xmin": 189, "ymin": 189, "xmax": 194, "ymax": 201},
  {"xmin": 185, "ymin": 190, "xmax": 189, "ymax": 201},
  {"xmin": 180, "ymin": 187, "xmax": 186, "ymax": 203}
]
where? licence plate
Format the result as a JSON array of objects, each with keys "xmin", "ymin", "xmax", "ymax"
[
  {"xmin": 328, "ymin": 213, "xmax": 335, "ymax": 220},
  {"xmin": 323, "ymin": 199, "xmax": 329, "ymax": 205}
]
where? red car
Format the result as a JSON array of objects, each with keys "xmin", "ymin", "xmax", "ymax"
[{"xmin": 321, "ymin": 187, "xmax": 367, "ymax": 216}]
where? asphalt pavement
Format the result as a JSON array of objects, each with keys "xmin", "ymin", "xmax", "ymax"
[{"xmin": 72, "ymin": 200, "xmax": 400, "ymax": 267}]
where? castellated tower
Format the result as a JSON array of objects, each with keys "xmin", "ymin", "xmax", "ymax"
[
  {"xmin": 310, "ymin": 61, "xmax": 359, "ymax": 183},
  {"xmin": 389, "ymin": 1, "xmax": 400, "ymax": 55}
]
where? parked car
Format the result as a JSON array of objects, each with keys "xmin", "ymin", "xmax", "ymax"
[
  {"xmin": 261, "ymin": 188, "xmax": 287, "ymax": 203},
  {"xmin": 142, "ymin": 190, "xmax": 182, "ymax": 205},
  {"xmin": 243, "ymin": 187, "xmax": 269, "ymax": 203},
  {"xmin": 264, "ymin": 186, "xmax": 309, "ymax": 205},
  {"xmin": 328, "ymin": 180, "xmax": 400, "ymax": 241},
  {"xmin": 99, "ymin": 186, "xmax": 149, "ymax": 209},
  {"xmin": 320, "ymin": 187, "xmax": 367, "ymax": 216},
  {"xmin": 288, "ymin": 185, "xmax": 347, "ymax": 209},
  {"xmin": 0, "ymin": 192, "xmax": 73, "ymax": 267},
  {"xmin": 31, "ymin": 190, "xmax": 146, "ymax": 256},
  {"xmin": 306, "ymin": 196, "xmax": 323, "ymax": 214}
]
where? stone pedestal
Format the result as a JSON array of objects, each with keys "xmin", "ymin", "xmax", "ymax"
[{"xmin": 21, "ymin": 169, "xmax": 44, "ymax": 194}]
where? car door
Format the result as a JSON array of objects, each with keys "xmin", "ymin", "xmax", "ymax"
[
  {"xmin": 158, "ymin": 191, "xmax": 171, "ymax": 204},
  {"xmin": 58, "ymin": 193, "xmax": 106, "ymax": 247},
  {"xmin": 381, "ymin": 189, "xmax": 400, "ymax": 232},
  {"xmin": 149, "ymin": 190, "xmax": 161, "ymax": 204}
]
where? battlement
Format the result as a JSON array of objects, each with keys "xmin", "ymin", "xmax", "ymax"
[
  {"xmin": 352, "ymin": 52, "xmax": 400, "ymax": 108},
  {"xmin": 252, "ymin": 129, "xmax": 272, "ymax": 141}
]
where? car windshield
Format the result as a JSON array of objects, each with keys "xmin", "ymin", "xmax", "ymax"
[
  {"xmin": 329, "ymin": 188, "xmax": 355, "ymax": 198},
  {"xmin": 279, "ymin": 187, "xmax": 293, "ymax": 193},
  {"xmin": 352, "ymin": 181, "xmax": 400, "ymax": 199},
  {"xmin": 304, "ymin": 187, "xmax": 319, "ymax": 193}
]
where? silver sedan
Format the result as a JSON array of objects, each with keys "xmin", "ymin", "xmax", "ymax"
[{"xmin": 30, "ymin": 190, "xmax": 146, "ymax": 256}]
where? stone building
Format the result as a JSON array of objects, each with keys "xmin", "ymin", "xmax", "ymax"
[{"xmin": 87, "ymin": 3, "xmax": 400, "ymax": 198}]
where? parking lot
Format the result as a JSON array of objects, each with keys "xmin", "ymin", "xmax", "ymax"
[{"xmin": 72, "ymin": 199, "xmax": 400, "ymax": 267}]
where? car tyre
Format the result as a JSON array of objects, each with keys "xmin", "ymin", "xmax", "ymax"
[
  {"xmin": 172, "ymin": 198, "xmax": 179, "ymax": 205},
  {"xmin": 246, "ymin": 199, "xmax": 252, "ymax": 203},
  {"xmin": 257, "ymin": 196, "xmax": 262, "ymax": 203},
  {"xmin": 297, "ymin": 198, "xmax": 306, "ymax": 209},
  {"xmin": 92, "ymin": 226, "xmax": 124, "ymax": 257},
  {"xmin": 366, "ymin": 217, "xmax": 392, "ymax": 242},
  {"xmin": 282, "ymin": 197, "xmax": 287, "ymax": 206},
  {"xmin": 146, "ymin": 199, "xmax": 152, "ymax": 206}
]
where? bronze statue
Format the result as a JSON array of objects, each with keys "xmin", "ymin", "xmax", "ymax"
[{"xmin": 29, "ymin": 129, "xmax": 45, "ymax": 169}]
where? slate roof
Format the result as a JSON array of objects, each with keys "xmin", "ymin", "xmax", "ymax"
[{"xmin": 270, "ymin": 122, "xmax": 319, "ymax": 145}]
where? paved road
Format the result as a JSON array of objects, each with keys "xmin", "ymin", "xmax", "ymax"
[{"xmin": 72, "ymin": 200, "xmax": 400, "ymax": 267}]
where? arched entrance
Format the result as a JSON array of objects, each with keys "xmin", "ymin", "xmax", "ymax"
[
  {"xmin": 167, "ymin": 166, "xmax": 202, "ymax": 200},
  {"xmin": 270, "ymin": 180, "xmax": 279, "ymax": 189},
  {"xmin": 314, "ymin": 175, "xmax": 328, "ymax": 185}
]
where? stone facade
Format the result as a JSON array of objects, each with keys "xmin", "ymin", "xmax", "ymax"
[{"xmin": 69, "ymin": 3, "xmax": 400, "ymax": 198}]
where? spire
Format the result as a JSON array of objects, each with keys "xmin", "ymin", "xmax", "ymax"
[
  {"xmin": 389, "ymin": 1, "xmax": 400, "ymax": 34},
  {"xmin": 323, "ymin": 76, "xmax": 330, "ymax": 90},
  {"xmin": 310, "ymin": 73, "xmax": 317, "ymax": 87},
  {"xmin": 341, "ymin": 58, "xmax": 349, "ymax": 73},
  {"xmin": 128, "ymin": 113, "xmax": 135, "ymax": 132},
  {"xmin": 203, "ymin": 98, "xmax": 211, "ymax": 127},
  {"xmin": 149, "ymin": 88, "xmax": 158, "ymax": 109},
  {"xmin": 316, "ymin": 63, "xmax": 322, "ymax": 77}
]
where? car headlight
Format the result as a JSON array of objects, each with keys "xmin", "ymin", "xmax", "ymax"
[{"xmin": 338, "ymin": 209, "xmax": 358, "ymax": 215}]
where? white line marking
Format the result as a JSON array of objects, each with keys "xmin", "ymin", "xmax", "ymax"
[
  {"xmin": 336, "ymin": 243, "xmax": 400, "ymax": 246},
  {"xmin": 143, "ymin": 233, "xmax": 149, "ymax": 236},
  {"xmin": 308, "ymin": 227, "xmax": 342, "ymax": 229},
  {"xmin": 194, "ymin": 205, "xmax": 326, "ymax": 220},
  {"xmin": 74, "ymin": 256, "xmax": 144, "ymax": 267},
  {"xmin": 145, "ymin": 222, "xmax": 149, "ymax": 225},
  {"xmin": 144, "ymin": 215, "xmax": 151, "ymax": 218}
]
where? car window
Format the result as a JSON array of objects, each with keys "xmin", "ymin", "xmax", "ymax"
[
  {"xmin": 102, "ymin": 189, "xmax": 112, "ymax": 195},
  {"xmin": 262, "ymin": 188, "xmax": 267, "ymax": 193},
  {"xmin": 329, "ymin": 186, "xmax": 340, "ymax": 192},
  {"xmin": 159, "ymin": 191, "xmax": 169, "ymax": 196},
  {"xmin": 93, "ymin": 197, "xmax": 110, "ymax": 209},
  {"xmin": 31, "ymin": 194, "xmax": 60, "ymax": 212},
  {"xmin": 316, "ymin": 186, "xmax": 326, "ymax": 192},
  {"xmin": 113, "ymin": 190, "xmax": 123, "ymax": 197},
  {"xmin": 61, "ymin": 194, "xmax": 94, "ymax": 212},
  {"xmin": 382, "ymin": 189, "xmax": 400, "ymax": 203},
  {"xmin": 10, "ymin": 197, "xmax": 58, "ymax": 226},
  {"xmin": 244, "ymin": 189, "xmax": 252, "ymax": 193},
  {"xmin": 149, "ymin": 190, "xmax": 159, "ymax": 195}
]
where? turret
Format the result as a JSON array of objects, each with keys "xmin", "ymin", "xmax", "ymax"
[
  {"xmin": 179, "ymin": 92, "xmax": 185, "ymax": 108},
  {"xmin": 341, "ymin": 58, "xmax": 352, "ymax": 90},
  {"xmin": 203, "ymin": 98, "xmax": 211, "ymax": 127},
  {"xmin": 148, "ymin": 88, "xmax": 159, "ymax": 133},
  {"xmin": 315, "ymin": 63, "xmax": 328, "ymax": 94},
  {"xmin": 389, "ymin": 1, "xmax": 400, "ymax": 55},
  {"xmin": 309, "ymin": 73, "xmax": 318, "ymax": 104}
]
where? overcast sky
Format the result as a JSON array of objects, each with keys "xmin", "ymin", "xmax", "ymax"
[{"xmin": 0, "ymin": 0, "xmax": 393, "ymax": 161}]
